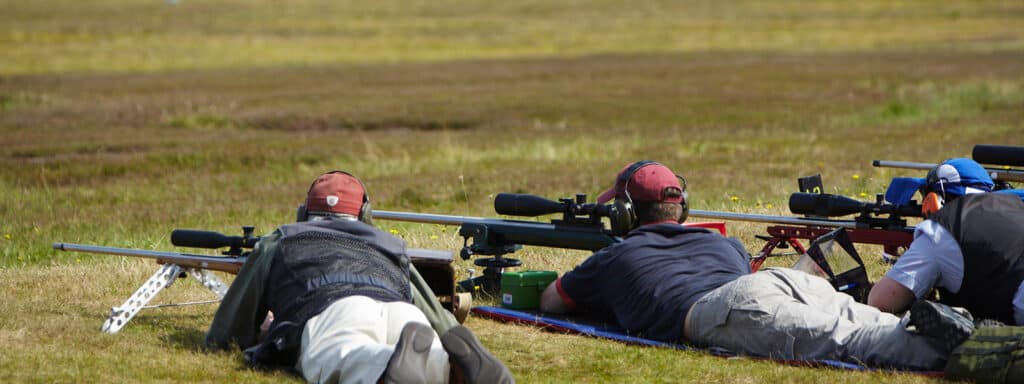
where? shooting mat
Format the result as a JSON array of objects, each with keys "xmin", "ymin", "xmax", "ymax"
[{"xmin": 471, "ymin": 305, "xmax": 944, "ymax": 377}]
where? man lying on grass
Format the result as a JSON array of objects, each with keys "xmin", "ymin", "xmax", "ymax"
[
  {"xmin": 539, "ymin": 160, "xmax": 967, "ymax": 370},
  {"xmin": 206, "ymin": 171, "xmax": 513, "ymax": 384},
  {"xmin": 869, "ymin": 158, "xmax": 1024, "ymax": 327}
]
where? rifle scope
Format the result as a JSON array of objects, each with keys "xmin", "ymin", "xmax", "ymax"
[
  {"xmin": 494, "ymin": 193, "xmax": 569, "ymax": 217},
  {"xmin": 789, "ymin": 193, "xmax": 923, "ymax": 218},
  {"xmin": 973, "ymin": 144, "xmax": 1024, "ymax": 167},
  {"xmin": 171, "ymin": 228, "xmax": 259, "ymax": 251},
  {"xmin": 494, "ymin": 193, "xmax": 621, "ymax": 219}
]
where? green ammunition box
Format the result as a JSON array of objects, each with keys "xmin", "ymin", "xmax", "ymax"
[{"xmin": 501, "ymin": 270, "xmax": 557, "ymax": 309}]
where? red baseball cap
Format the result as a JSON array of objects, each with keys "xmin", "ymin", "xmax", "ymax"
[
  {"xmin": 597, "ymin": 161, "xmax": 683, "ymax": 204},
  {"xmin": 305, "ymin": 171, "xmax": 366, "ymax": 217}
]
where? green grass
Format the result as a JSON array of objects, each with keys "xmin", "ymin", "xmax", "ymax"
[
  {"xmin": 2, "ymin": 0, "xmax": 1023, "ymax": 74},
  {"xmin": 2, "ymin": 0, "xmax": 1024, "ymax": 382}
]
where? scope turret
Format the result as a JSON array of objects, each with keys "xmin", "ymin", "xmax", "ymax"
[{"xmin": 789, "ymin": 193, "xmax": 922, "ymax": 218}]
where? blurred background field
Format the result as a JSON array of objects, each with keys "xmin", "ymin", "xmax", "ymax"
[{"xmin": 1, "ymin": 0, "xmax": 1023, "ymax": 382}]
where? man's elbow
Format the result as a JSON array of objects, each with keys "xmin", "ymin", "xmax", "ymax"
[
  {"xmin": 539, "ymin": 281, "xmax": 570, "ymax": 314},
  {"xmin": 867, "ymin": 277, "xmax": 915, "ymax": 314}
]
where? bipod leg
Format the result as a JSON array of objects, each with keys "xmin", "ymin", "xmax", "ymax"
[
  {"xmin": 786, "ymin": 237, "xmax": 808, "ymax": 254},
  {"xmin": 187, "ymin": 268, "xmax": 229, "ymax": 298},
  {"xmin": 751, "ymin": 236, "xmax": 807, "ymax": 272},
  {"xmin": 102, "ymin": 263, "xmax": 182, "ymax": 334},
  {"xmin": 750, "ymin": 237, "xmax": 783, "ymax": 272}
]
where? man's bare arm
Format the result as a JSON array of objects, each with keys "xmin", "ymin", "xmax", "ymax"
[
  {"xmin": 539, "ymin": 280, "xmax": 571, "ymax": 314},
  {"xmin": 868, "ymin": 277, "xmax": 916, "ymax": 313}
]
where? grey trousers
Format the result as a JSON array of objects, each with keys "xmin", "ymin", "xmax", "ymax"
[{"xmin": 686, "ymin": 268, "xmax": 949, "ymax": 370}]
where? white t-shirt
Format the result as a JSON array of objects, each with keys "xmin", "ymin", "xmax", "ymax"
[{"xmin": 885, "ymin": 219, "xmax": 1024, "ymax": 325}]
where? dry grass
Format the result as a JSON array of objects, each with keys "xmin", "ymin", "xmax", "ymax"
[
  {"xmin": 2, "ymin": 0, "xmax": 1022, "ymax": 74},
  {"xmin": 2, "ymin": 0, "xmax": 1024, "ymax": 382}
]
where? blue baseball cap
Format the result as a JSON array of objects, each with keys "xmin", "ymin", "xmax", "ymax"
[
  {"xmin": 924, "ymin": 158, "xmax": 995, "ymax": 197},
  {"xmin": 884, "ymin": 158, "xmax": 994, "ymax": 204}
]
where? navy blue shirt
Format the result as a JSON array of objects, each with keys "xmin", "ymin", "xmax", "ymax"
[{"xmin": 558, "ymin": 223, "xmax": 751, "ymax": 342}]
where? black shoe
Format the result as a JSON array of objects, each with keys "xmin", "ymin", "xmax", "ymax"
[
  {"xmin": 440, "ymin": 325, "xmax": 514, "ymax": 384},
  {"xmin": 908, "ymin": 300, "xmax": 975, "ymax": 351},
  {"xmin": 383, "ymin": 322, "xmax": 435, "ymax": 384}
]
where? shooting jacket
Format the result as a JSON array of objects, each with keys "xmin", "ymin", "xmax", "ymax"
[
  {"xmin": 206, "ymin": 219, "xmax": 413, "ymax": 367},
  {"xmin": 932, "ymin": 193, "xmax": 1024, "ymax": 324}
]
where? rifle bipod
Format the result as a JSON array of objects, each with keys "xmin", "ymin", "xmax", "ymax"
[{"xmin": 101, "ymin": 264, "xmax": 229, "ymax": 334}]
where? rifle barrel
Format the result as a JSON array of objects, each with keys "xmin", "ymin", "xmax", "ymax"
[
  {"xmin": 688, "ymin": 210, "xmax": 859, "ymax": 229},
  {"xmin": 372, "ymin": 210, "xmax": 482, "ymax": 226},
  {"xmin": 54, "ymin": 241, "xmax": 451, "ymax": 271},
  {"xmin": 53, "ymin": 242, "xmax": 245, "ymax": 273},
  {"xmin": 873, "ymin": 160, "xmax": 1024, "ymax": 182}
]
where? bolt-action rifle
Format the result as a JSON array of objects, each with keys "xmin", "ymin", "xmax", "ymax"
[
  {"xmin": 689, "ymin": 190, "xmax": 923, "ymax": 272},
  {"xmin": 373, "ymin": 193, "xmax": 625, "ymax": 294},
  {"xmin": 54, "ymin": 226, "xmax": 462, "ymax": 333},
  {"xmin": 874, "ymin": 144, "xmax": 1024, "ymax": 184}
]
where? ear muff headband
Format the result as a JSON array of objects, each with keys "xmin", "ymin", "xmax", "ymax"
[
  {"xmin": 615, "ymin": 161, "xmax": 689, "ymax": 230},
  {"xmin": 618, "ymin": 160, "xmax": 658, "ymax": 207},
  {"xmin": 924, "ymin": 166, "xmax": 947, "ymax": 202}
]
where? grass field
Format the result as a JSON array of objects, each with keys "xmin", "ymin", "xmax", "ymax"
[{"xmin": 2, "ymin": 1, "xmax": 1024, "ymax": 382}]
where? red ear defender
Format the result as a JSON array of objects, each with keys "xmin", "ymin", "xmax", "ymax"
[{"xmin": 922, "ymin": 192, "xmax": 944, "ymax": 217}]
